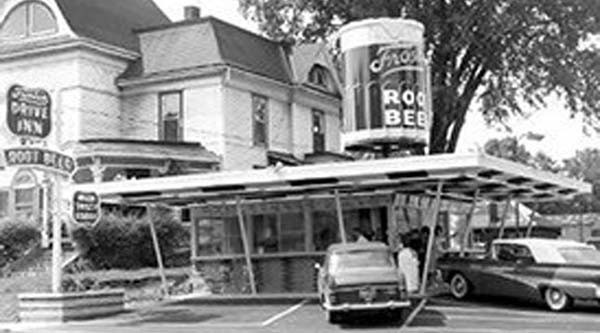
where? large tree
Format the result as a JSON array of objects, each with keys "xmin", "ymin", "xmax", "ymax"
[
  {"xmin": 483, "ymin": 136, "xmax": 533, "ymax": 166},
  {"xmin": 240, "ymin": 0, "xmax": 600, "ymax": 153}
]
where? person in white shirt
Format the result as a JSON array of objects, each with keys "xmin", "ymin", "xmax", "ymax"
[{"xmin": 396, "ymin": 233, "xmax": 420, "ymax": 294}]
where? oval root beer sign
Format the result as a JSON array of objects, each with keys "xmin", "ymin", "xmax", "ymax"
[{"xmin": 7, "ymin": 84, "xmax": 52, "ymax": 139}]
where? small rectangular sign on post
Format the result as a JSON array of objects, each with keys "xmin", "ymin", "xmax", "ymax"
[{"xmin": 73, "ymin": 191, "xmax": 101, "ymax": 227}]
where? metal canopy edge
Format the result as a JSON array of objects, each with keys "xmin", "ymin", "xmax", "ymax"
[{"xmin": 68, "ymin": 153, "xmax": 591, "ymax": 206}]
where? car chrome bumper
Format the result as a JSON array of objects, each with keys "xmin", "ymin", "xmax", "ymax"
[{"xmin": 324, "ymin": 300, "xmax": 410, "ymax": 312}]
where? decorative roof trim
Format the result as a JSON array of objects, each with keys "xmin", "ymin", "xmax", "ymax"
[
  {"xmin": 117, "ymin": 65, "xmax": 226, "ymax": 88},
  {"xmin": 0, "ymin": 37, "xmax": 139, "ymax": 62}
]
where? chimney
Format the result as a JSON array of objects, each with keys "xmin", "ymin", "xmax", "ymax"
[{"xmin": 184, "ymin": 6, "xmax": 201, "ymax": 20}]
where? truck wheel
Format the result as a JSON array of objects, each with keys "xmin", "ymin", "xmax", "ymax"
[
  {"xmin": 544, "ymin": 287, "xmax": 572, "ymax": 311},
  {"xmin": 449, "ymin": 273, "xmax": 470, "ymax": 300},
  {"xmin": 326, "ymin": 310, "xmax": 342, "ymax": 324}
]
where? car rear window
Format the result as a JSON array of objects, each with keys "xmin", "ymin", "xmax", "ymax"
[
  {"xmin": 558, "ymin": 246, "xmax": 600, "ymax": 265},
  {"xmin": 330, "ymin": 249, "xmax": 394, "ymax": 271}
]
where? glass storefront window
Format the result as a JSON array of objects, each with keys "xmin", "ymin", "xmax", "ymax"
[
  {"xmin": 196, "ymin": 217, "xmax": 243, "ymax": 255},
  {"xmin": 313, "ymin": 211, "xmax": 339, "ymax": 251},
  {"xmin": 224, "ymin": 217, "xmax": 243, "ymax": 254},
  {"xmin": 253, "ymin": 214, "xmax": 278, "ymax": 253},
  {"xmin": 280, "ymin": 212, "xmax": 304, "ymax": 252}
]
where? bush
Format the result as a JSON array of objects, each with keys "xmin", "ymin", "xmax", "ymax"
[
  {"xmin": 0, "ymin": 217, "xmax": 40, "ymax": 267},
  {"xmin": 70, "ymin": 207, "xmax": 188, "ymax": 269}
]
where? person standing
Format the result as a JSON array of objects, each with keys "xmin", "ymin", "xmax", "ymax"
[{"xmin": 396, "ymin": 233, "xmax": 420, "ymax": 294}]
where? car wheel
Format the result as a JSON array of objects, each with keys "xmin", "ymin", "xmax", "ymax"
[
  {"xmin": 449, "ymin": 273, "xmax": 470, "ymax": 300},
  {"xmin": 544, "ymin": 287, "xmax": 572, "ymax": 311},
  {"xmin": 325, "ymin": 310, "xmax": 342, "ymax": 324},
  {"xmin": 389, "ymin": 309, "xmax": 407, "ymax": 323}
]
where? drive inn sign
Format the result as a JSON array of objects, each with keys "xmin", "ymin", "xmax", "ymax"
[{"xmin": 7, "ymin": 84, "xmax": 52, "ymax": 139}]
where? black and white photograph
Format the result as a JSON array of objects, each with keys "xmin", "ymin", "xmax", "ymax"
[{"xmin": 0, "ymin": 0, "xmax": 599, "ymax": 332}]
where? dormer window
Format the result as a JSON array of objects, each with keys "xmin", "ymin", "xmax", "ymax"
[
  {"xmin": 0, "ymin": 1, "xmax": 58, "ymax": 40},
  {"xmin": 308, "ymin": 65, "xmax": 331, "ymax": 89}
]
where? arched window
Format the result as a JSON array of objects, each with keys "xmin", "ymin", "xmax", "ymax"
[
  {"xmin": 11, "ymin": 169, "xmax": 39, "ymax": 221},
  {"xmin": 0, "ymin": 1, "xmax": 58, "ymax": 40}
]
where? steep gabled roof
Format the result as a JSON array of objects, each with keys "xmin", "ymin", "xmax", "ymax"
[
  {"xmin": 55, "ymin": 0, "xmax": 170, "ymax": 52},
  {"xmin": 211, "ymin": 18, "xmax": 292, "ymax": 84},
  {"xmin": 120, "ymin": 17, "xmax": 304, "ymax": 84}
]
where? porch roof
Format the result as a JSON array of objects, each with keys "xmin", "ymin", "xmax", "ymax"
[{"xmin": 69, "ymin": 153, "xmax": 591, "ymax": 206}]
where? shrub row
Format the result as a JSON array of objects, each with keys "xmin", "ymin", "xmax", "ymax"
[
  {"xmin": 70, "ymin": 207, "xmax": 188, "ymax": 270},
  {"xmin": 0, "ymin": 218, "xmax": 40, "ymax": 268}
]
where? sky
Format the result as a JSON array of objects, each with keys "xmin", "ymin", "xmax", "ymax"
[{"xmin": 153, "ymin": 0, "xmax": 600, "ymax": 161}]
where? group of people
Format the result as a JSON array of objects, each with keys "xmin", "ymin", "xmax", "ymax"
[
  {"xmin": 395, "ymin": 226, "xmax": 446, "ymax": 294},
  {"xmin": 351, "ymin": 225, "xmax": 446, "ymax": 294}
]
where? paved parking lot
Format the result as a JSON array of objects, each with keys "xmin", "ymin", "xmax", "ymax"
[{"xmin": 5, "ymin": 296, "xmax": 600, "ymax": 333}]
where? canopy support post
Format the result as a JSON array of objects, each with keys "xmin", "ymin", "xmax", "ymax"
[
  {"xmin": 403, "ymin": 181, "xmax": 443, "ymax": 329},
  {"xmin": 460, "ymin": 190, "xmax": 479, "ymax": 257},
  {"xmin": 388, "ymin": 193, "xmax": 401, "ymax": 249},
  {"xmin": 420, "ymin": 181, "xmax": 443, "ymax": 296},
  {"xmin": 190, "ymin": 206, "xmax": 198, "ymax": 261},
  {"xmin": 334, "ymin": 189, "xmax": 347, "ymax": 244},
  {"xmin": 236, "ymin": 197, "xmax": 257, "ymax": 295},
  {"xmin": 579, "ymin": 210, "xmax": 585, "ymax": 242},
  {"xmin": 525, "ymin": 204, "xmax": 536, "ymax": 238},
  {"xmin": 147, "ymin": 204, "xmax": 169, "ymax": 297},
  {"xmin": 497, "ymin": 198, "xmax": 511, "ymax": 239},
  {"xmin": 515, "ymin": 202, "xmax": 520, "ymax": 238}
]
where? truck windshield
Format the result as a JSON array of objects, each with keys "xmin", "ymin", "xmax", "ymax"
[
  {"xmin": 558, "ymin": 246, "xmax": 600, "ymax": 265},
  {"xmin": 330, "ymin": 250, "xmax": 394, "ymax": 272}
]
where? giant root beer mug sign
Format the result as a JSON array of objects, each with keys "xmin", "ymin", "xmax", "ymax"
[{"xmin": 339, "ymin": 18, "xmax": 431, "ymax": 151}]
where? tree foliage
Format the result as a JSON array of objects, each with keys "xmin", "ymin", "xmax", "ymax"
[
  {"xmin": 240, "ymin": 0, "xmax": 600, "ymax": 153},
  {"xmin": 484, "ymin": 137, "xmax": 600, "ymax": 214},
  {"xmin": 484, "ymin": 136, "xmax": 533, "ymax": 166}
]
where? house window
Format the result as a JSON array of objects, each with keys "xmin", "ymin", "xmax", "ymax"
[
  {"xmin": 159, "ymin": 91, "xmax": 183, "ymax": 142},
  {"xmin": 0, "ymin": 2, "xmax": 58, "ymax": 39},
  {"xmin": 252, "ymin": 94, "xmax": 268, "ymax": 146},
  {"xmin": 0, "ymin": 191, "xmax": 8, "ymax": 218},
  {"xmin": 312, "ymin": 110, "xmax": 325, "ymax": 152},
  {"xmin": 12, "ymin": 169, "xmax": 37, "ymax": 221},
  {"xmin": 14, "ymin": 188, "xmax": 35, "ymax": 220}
]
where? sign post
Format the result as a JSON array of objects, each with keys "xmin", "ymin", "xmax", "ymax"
[
  {"xmin": 4, "ymin": 84, "xmax": 72, "ymax": 293},
  {"xmin": 51, "ymin": 173, "xmax": 63, "ymax": 293}
]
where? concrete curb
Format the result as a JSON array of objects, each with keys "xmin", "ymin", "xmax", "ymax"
[{"xmin": 167, "ymin": 293, "xmax": 320, "ymax": 305}]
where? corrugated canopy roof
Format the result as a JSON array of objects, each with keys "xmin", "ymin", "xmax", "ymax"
[{"xmin": 69, "ymin": 153, "xmax": 591, "ymax": 207}]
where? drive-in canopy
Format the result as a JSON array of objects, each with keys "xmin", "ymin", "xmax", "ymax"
[
  {"xmin": 68, "ymin": 152, "xmax": 591, "ymax": 301},
  {"xmin": 69, "ymin": 153, "xmax": 590, "ymax": 205}
]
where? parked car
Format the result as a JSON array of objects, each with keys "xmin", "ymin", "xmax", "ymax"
[
  {"xmin": 438, "ymin": 238, "xmax": 600, "ymax": 311},
  {"xmin": 315, "ymin": 241, "xmax": 410, "ymax": 323},
  {"xmin": 586, "ymin": 237, "xmax": 600, "ymax": 250}
]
